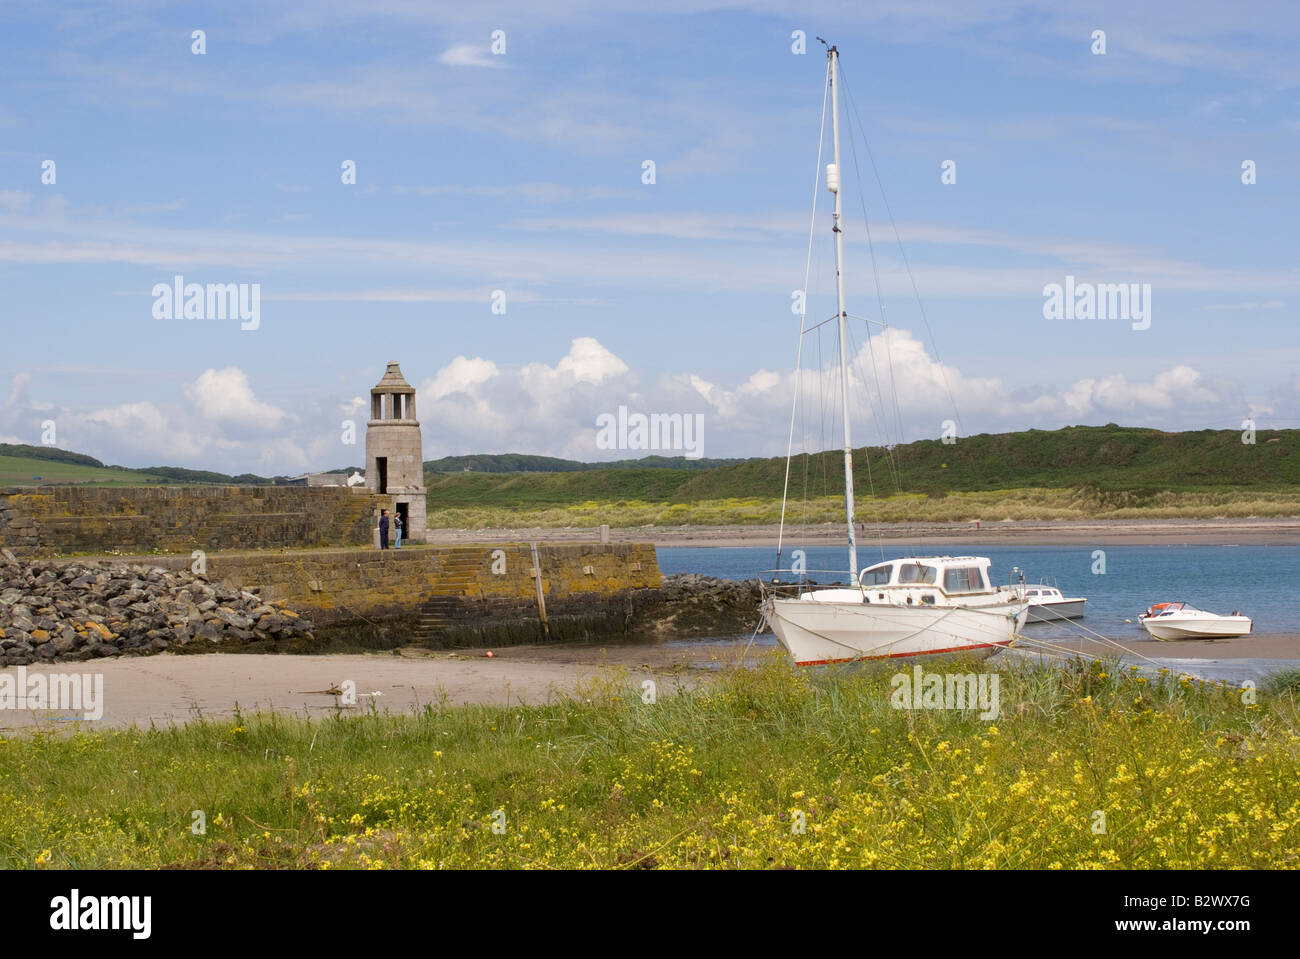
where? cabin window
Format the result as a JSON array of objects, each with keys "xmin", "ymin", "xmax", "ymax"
[
  {"xmin": 944, "ymin": 567, "xmax": 986, "ymax": 593},
  {"xmin": 898, "ymin": 564, "xmax": 937, "ymax": 585},
  {"xmin": 861, "ymin": 564, "xmax": 893, "ymax": 587}
]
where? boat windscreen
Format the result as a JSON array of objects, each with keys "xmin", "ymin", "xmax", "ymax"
[
  {"xmin": 898, "ymin": 564, "xmax": 937, "ymax": 585},
  {"xmin": 860, "ymin": 564, "xmax": 893, "ymax": 587}
]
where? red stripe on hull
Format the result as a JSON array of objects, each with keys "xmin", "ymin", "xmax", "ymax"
[{"xmin": 794, "ymin": 640, "xmax": 1009, "ymax": 667}]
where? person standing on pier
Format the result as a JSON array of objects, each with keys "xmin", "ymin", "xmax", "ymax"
[
  {"xmin": 379, "ymin": 509, "xmax": 390, "ymax": 549},
  {"xmin": 394, "ymin": 511, "xmax": 403, "ymax": 549}
]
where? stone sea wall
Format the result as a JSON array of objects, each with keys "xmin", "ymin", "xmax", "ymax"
[
  {"xmin": 0, "ymin": 549, "xmax": 316, "ymax": 664},
  {"xmin": 8, "ymin": 542, "xmax": 664, "ymax": 653},
  {"xmin": 0, "ymin": 545, "xmax": 767, "ymax": 663},
  {"xmin": 635, "ymin": 573, "xmax": 766, "ymax": 638},
  {"xmin": 139, "ymin": 542, "xmax": 664, "ymax": 647},
  {"xmin": 0, "ymin": 486, "xmax": 388, "ymax": 557}
]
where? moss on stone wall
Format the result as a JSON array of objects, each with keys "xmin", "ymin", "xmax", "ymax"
[
  {"xmin": 0, "ymin": 486, "xmax": 387, "ymax": 556},
  {"xmin": 136, "ymin": 543, "xmax": 660, "ymax": 621},
  {"xmin": 1, "ymin": 489, "xmax": 668, "ymax": 651},
  {"xmin": 87, "ymin": 542, "xmax": 665, "ymax": 648}
]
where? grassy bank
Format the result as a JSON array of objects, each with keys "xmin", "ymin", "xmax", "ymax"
[
  {"xmin": 0, "ymin": 453, "xmax": 171, "ymax": 488},
  {"xmin": 4, "ymin": 655, "xmax": 1298, "ymax": 869},
  {"xmin": 427, "ymin": 486, "xmax": 1300, "ymax": 529}
]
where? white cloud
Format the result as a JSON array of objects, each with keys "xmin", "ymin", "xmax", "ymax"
[
  {"xmin": 414, "ymin": 338, "xmax": 637, "ymax": 460},
  {"xmin": 2, "ymin": 196, "xmax": 1297, "ymax": 302},
  {"xmin": 1200, "ymin": 300, "xmax": 1286, "ymax": 312},
  {"xmin": 394, "ymin": 328, "xmax": 1279, "ymax": 460},
  {"xmin": 438, "ymin": 43, "xmax": 498, "ymax": 68},
  {"xmin": 0, "ymin": 191, "xmax": 34, "ymax": 214},
  {"xmin": 76, "ymin": 401, "xmax": 207, "ymax": 464},
  {"xmin": 185, "ymin": 368, "xmax": 290, "ymax": 430},
  {"xmin": 265, "ymin": 287, "xmax": 540, "ymax": 304},
  {"xmin": 83, "ymin": 400, "xmax": 171, "ymax": 440},
  {"xmin": 422, "ymin": 356, "xmax": 500, "ymax": 401},
  {"xmin": 1062, "ymin": 366, "xmax": 1222, "ymax": 417},
  {"xmin": 5, "ymin": 371, "xmax": 30, "ymax": 409},
  {"xmin": 0, "ymin": 331, "xmax": 1288, "ymax": 473},
  {"xmin": 555, "ymin": 337, "xmax": 628, "ymax": 384}
]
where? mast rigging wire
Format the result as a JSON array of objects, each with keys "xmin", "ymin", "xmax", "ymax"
[{"xmin": 776, "ymin": 57, "xmax": 831, "ymax": 574}]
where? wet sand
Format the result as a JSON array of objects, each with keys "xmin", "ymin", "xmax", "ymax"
[
  {"xmin": 3, "ymin": 633, "xmax": 1296, "ymax": 732},
  {"xmin": 428, "ymin": 517, "xmax": 1300, "ymax": 548},
  {"xmin": 1018, "ymin": 631, "xmax": 1300, "ymax": 659},
  {"xmin": 0, "ymin": 647, "xmax": 714, "ymax": 732},
  {"xmin": 1005, "ymin": 629, "xmax": 1300, "ymax": 683}
]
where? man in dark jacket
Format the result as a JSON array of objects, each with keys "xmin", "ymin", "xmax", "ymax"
[{"xmin": 379, "ymin": 509, "xmax": 390, "ymax": 549}]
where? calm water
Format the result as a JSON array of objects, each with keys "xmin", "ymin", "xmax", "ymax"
[{"xmin": 657, "ymin": 544, "xmax": 1300, "ymax": 642}]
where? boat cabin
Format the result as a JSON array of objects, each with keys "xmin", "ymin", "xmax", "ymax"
[
  {"xmin": 800, "ymin": 556, "xmax": 1010, "ymax": 607},
  {"xmin": 859, "ymin": 556, "xmax": 995, "ymax": 596}
]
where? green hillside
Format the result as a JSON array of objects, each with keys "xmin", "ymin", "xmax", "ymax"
[
  {"xmin": 425, "ymin": 467, "xmax": 704, "ymax": 507},
  {"xmin": 0, "ymin": 444, "xmax": 347, "ymax": 487},
  {"xmin": 424, "ymin": 453, "xmax": 747, "ymax": 473},
  {"xmin": 0, "ymin": 443, "xmax": 107, "ymax": 468},
  {"xmin": 5, "ymin": 427, "xmax": 1296, "ymax": 517},
  {"xmin": 425, "ymin": 425, "xmax": 1299, "ymax": 509},
  {"xmin": 0, "ymin": 453, "xmax": 169, "ymax": 487}
]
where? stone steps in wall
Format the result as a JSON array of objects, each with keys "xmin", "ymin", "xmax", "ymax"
[
  {"xmin": 412, "ymin": 595, "xmax": 461, "ymax": 643},
  {"xmin": 410, "ymin": 552, "xmax": 546, "ymax": 644}
]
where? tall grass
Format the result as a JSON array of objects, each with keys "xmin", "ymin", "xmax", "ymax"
[
  {"xmin": 428, "ymin": 487, "xmax": 1300, "ymax": 529},
  {"xmin": 3, "ymin": 654, "xmax": 1297, "ymax": 869}
]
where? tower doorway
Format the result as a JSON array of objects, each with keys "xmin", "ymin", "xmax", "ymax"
[{"xmin": 376, "ymin": 457, "xmax": 388, "ymax": 494}]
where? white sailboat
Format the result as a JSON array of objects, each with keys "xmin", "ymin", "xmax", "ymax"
[{"xmin": 760, "ymin": 44, "xmax": 1027, "ymax": 666}]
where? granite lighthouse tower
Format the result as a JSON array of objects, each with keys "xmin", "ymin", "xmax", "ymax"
[{"xmin": 364, "ymin": 362, "xmax": 426, "ymax": 543}]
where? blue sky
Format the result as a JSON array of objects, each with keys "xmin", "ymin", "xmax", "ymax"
[{"xmin": 1, "ymin": 0, "xmax": 1297, "ymax": 473}]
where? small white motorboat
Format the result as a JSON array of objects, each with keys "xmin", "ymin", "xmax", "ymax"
[
  {"xmin": 999, "ymin": 582, "xmax": 1086, "ymax": 621},
  {"xmin": 997, "ymin": 568, "xmax": 1086, "ymax": 621},
  {"xmin": 1026, "ymin": 586, "xmax": 1085, "ymax": 621},
  {"xmin": 1138, "ymin": 602, "xmax": 1252, "ymax": 640}
]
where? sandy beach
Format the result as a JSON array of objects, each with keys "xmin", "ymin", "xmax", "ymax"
[
  {"xmin": 427, "ymin": 517, "xmax": 1300, "ymax": 548},
  {"xmin": 4, "ymin": 633, "xmax": 1297, "ymax": 731},
  {"xmin": 0, "ymin": 647, "xmax": 708, "ymax": 731}
]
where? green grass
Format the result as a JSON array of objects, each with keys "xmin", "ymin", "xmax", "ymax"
[
  {"xmin": 0, "ymin": 451, "xmax": 301, "ymax": 487},
  {"xmin": 422, "ymin": 425, "xmax": 1300, "ymax": 525},
  {"xmin": 428, "ymin": 486, "xmax": 1300, "ymax": 529},
  {"xmin": 425, "ymin": 425, "xmax": 1300, "ymax": 508},
  {"xmin": 3, "ymin": 655, "xmax": 1298, "ymax": 869},
  {"xmin": 0, "ymin": 454, "xmax": 173, "ymax": 487},
  {"xmin": 8, "ymin": 425, "xmax": 1299, "ymax": 518}
]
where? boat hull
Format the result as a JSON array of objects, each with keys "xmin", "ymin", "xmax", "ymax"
[
  {"xmin": 1026, "ymin": 599, "xmax": 1086, "ymax": 622},
  {"xmin": 763, "ymin": 597, "xmax": 1025, "ymax": 666},
  {"xmin": 1141, "ymin": 616, "xmax": 1252, "ymax": 640}
]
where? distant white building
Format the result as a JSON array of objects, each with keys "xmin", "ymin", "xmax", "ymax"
[{"xmin": 284, "ymin": 471, "xmax": 363, "ymax": 488}]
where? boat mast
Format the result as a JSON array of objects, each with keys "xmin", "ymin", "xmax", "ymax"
[{"xmin": 827, "ymin": 45, "xmax": 858, "ymax": 577}]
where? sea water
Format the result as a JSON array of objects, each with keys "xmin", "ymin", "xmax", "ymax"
[{"xmin": 657, "ymin": 543, "xmax": 1300, "ymax": 642}]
